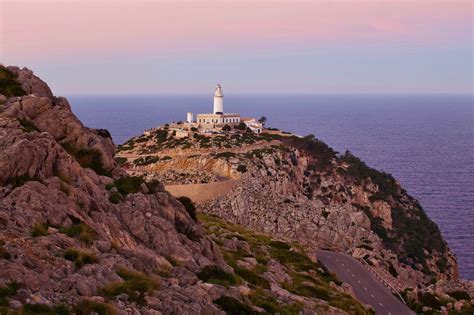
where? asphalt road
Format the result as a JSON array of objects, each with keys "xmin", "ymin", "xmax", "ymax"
[{"xmin": 316, "ymin": 250, "xmax": 415, "ymax": 315}]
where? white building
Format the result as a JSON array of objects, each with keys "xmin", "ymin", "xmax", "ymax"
[{"xmin": 195, "ymin": 84, "xmax": 241, "ymax": 126}]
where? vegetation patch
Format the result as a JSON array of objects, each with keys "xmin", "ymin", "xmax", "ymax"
[
  {"xmin": 101, "ymin": 268, "xmax": 159, "ymax": 305},
  {"xmin": 31, "ymin": 222, "xmax": 50, "ymax": 237},
  {"xmin": 5, "ymin": 174, "xmax": 40, "ymax": 188},
  {"xmin": 283, "ymin": 135, "xmax": 336, "ymax": 170},
  {"xmin": 62, "ymin": 143, "xmax": 109, "ymax": 176},
  {"xmin": 197, "ymin": 265, "xmax": 237, "ymax": 287},
  {"xmin": 114, "ymin": 157, "xmax": 127, "ymax": 166},
  {"xmin": 448, "ymin": 290, "xmax": 471, "ymax": 301},
  {"xmin": 0, "ymin": 282, "xmax": 20, "ymax": 307},
  {"xmin": 177, "ymin": 196, "xmax": 197, "ymax": 221},
  {"xmin": 18, "ymin": 118, "xmax": 39, "ymax": 133},
  {"xmin": 235, "ymin": 267, "xmax": 269, "ymax": 289},
  {"xmin": 133, "ymin": 156, "xmax": 159, "ymax": 166},
  {"xmin": 0, "ymin": 66, "xmax": 26, "ymax": 97},
  {"xmin": 60, "ymin": 222, "xmax": 98, "ymax": 245},
  {"xmin": 213, "ymin": 296, "xmax": 255, "ymax": 314},
  {"xmin": 114, "ymin": 176, "xmax": 143, "ymax": 195},
  {"xmin": 236, "ymin": 164, "xmax": 247, "ymax": 173},
  {"xmin": 74, "ymin": 300, "xmax": 116, "ymax": 315},
  {"xmin": 64, "ymin": 248, "xmax": 98, "ymax": 269},
  {"xmin": 22, "ymin": 304, "xmax": 70, "ymax": 315}
]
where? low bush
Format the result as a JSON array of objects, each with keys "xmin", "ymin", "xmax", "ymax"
[
  {"xmin": 236, "ymin": 164, "xmax": 247, "ymax": 173},
  {"xmin": 235, "ymin": 268, "xmax": 269, "ymax": 289},
  {"xmin": 0, "ymin": 66, "xmax": 26, "ymax": 97},
  {"xmin": 64, "ymin": 248, "xmax": 98, "ymax": 269},
  {"xmin": 214, "ymin": 151, "xmax": 236, "ymax": 159},
  {"xmin": 448, "ymin": 290, "xmax": 471, "ymax": 301},
  {"xmin": 101, "ymin": 268, "xmax": 159, "ymax": 305},
  {"xmin": 197, "ymin": 265, "xmax": 237, "ymax": 287},
  {"xmin": 285, "ymin": 284, "xmax": 331, "ymax": 301},
  {"xmin": 0, "ymin": 282, "xmax": 20, "ymax": 306},
  {"xmin": 114, "ymin": 157, "xmax": 127, "ymax": 165},
  {"xmin": 18, "ymin": 118, "xmax": 39, "ymax": 133},
  {"xmin": 62, "ymin": 143, "xmax": 109, "ymax": 176},
  {"xmin": 283, "ymin": 134, "xmax": 336, "ymax": 170},
  {"xmin": 31, "ymin": 222, "xmax": 49, "ymax": 237},
  {"xmin": 22, "ymin": 304, "xmax": 70, "ymax": 315},
  {"xmin": 177, "ymin": 196, "xmax": 197, "ymax": 221},
  {"xmin": 95, "ymin": 129, "xmax": 112, "ymax": 139},
  {"xmin": 60, "ymin": 222, "xmax": 98, "ymax": 245},
  {"xmin": 0, "ymin": 245, "xmax": 10, "ymax": 260},
  {"xmin": 74, "ymin": 300, "xmax": 115, "ymax": 315},
  {"xmin": 109, "ymin": 191, "xmax": 123, "ymax": 204},
  {"xmin": 133, "ymin": 156, "xmax": 159, "ymax": 166},
  {"xmin": 5, "ymin": 174, "xmax": 40, "ymax": 188},
  {"xmin": 213, "ymin": 296, "xmax": 254, "ymax": 315},
  {"xmin": 114, "ymin": 176, "xmax": 143, "ymax": 195}
]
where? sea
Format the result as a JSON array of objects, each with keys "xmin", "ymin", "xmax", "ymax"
[{"xmin": 68, "ymin": 94, "xmax": 473, "ymax": 280}]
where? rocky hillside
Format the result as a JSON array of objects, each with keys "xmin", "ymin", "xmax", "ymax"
[
  {"xmin": 0, "ymin": 65, "xmax": 374, "ymax": 314},
  {"xmin": 120, "ymin": 116, "xmax": 461, "ymax": 289}
]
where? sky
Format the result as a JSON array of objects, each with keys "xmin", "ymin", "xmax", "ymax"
[{"xmin": 0, "ymin": 0, "xmax": 472, "ymax": 95}]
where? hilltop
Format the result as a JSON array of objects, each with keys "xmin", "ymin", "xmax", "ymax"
[{"xmin": 118, "ymin": 109, "xmax": 474, "ymax": 314}]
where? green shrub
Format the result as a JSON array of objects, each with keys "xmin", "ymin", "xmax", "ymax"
[
  {"xmin": 197, "ymin": 266, "xmax": 237, "ymax": 287},
  {"xmin": 283, "ymin": 135, "xmax": 336, "ymax": 170},
  {"xmin": 5, "ymin": 174, "xmax": 40, "ymax": 188},
  {"xmin": 31, "ymin": 222, "xmax": 49, "ymax": 237},
  {"xmin": 22, "ymin": 304, "xmax": 70, "ymax": 315},
  {"xmin": 62, "ymin": 143, "xmax": 109, "ymax": 176},
  {"xmin": 236, "ymin": 164, "xmax": 247, "ymax": 173},
  {"xmin": 161, "ymin": 156, "xmax": 172, "ymax": 161},
  {"xmin": 109, "ymin": 191, "xmax": 123, "ymax": 204},
  {"xmin": 292, "ymin": 284, "xmax": 331, "ymax": 301},
  {"xmin": 114, "ymin": 176, "xmax": 143, "ymax": 195},
  {"xmin": 0, "ymin": 245, "xmax": 10, "ymax": 260},
  {"xmin": 0, "ymin": 282, "xmax": 20, "ymax": 307},
  {"xmin": 213, "ymin": 296, "xmax": 254, "ymax": 315},
  {"xmin": 177, "ymin": 196, "xmax": 197, "ymax": 221},
  {"xmin": 0, "ymin": 66, "xmax": 26, "ymax": 97},
  {"xmin": 18, "ymin": 118, "xmax": 39, "ymax": 133},
  {"xmin": 114, "ymin": 157, "xmax": 127, "ymax": 165},
  {"xmin": 95, "ymin": 129, "xmax": 111, "ymax": 139},
  {"xmin": 60, "ymin": 222, "xmax": 98, "ymax": 245},
  {"xmin": 235, "ymin": 268, "xmax": 270, "ymax": 289},
  {"xmin": 74, "ymin": 300, "xmax": 115, "ymax": 315},
  {"xmin": 214, "ymin": 151, "xmax": 236, "ymax": 159},
  {"xmin": 101, "ymin": 268, "xmax": 159, "ymax": 305},
  {"xmin": 449, "ymin": 290, "xmax": 470, "ymax": 301},
  {"xmin": 419, "ymin": 292, "xmax": 442, "ymax": 309},
  {"xmin": 133, "ymin": 156, "xmax": 159, "ymax": 166},
  {"xmin": 64, "ymin": 248, "xmax": 98, "ymax": 269}
]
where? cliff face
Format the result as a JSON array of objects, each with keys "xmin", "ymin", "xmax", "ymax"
[
  {"xmin": 120, "ymin": 123, "xmax": 458, "ymax": 290},
  {"xmin": 0, "ymin": 66, "xmax": 370, "ymax": 314}
]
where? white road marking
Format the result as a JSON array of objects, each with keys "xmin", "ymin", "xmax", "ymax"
[
  {"xmin": 357, "ymin": 280, "xmax": 361, "ymax": 284},
  {"xmin": 342, "ymin": 263, "xmax": 345, "ymax": 266},
  {"xmin": 379, "ymin": 302, "xmax": 384, "ymax": 307},
  {"xmin": 371, "ymin": 294, "xmax": 375, "ymax": 298},
  {"xmin": 346, "ymin": 269, "xmax": 350, "ymax": 272},
  {"xmin": 352, "ymin": 274, "xmax": 355, "ymax": 277},
  {"xmin": 364, "ymin": 287, "xmax": 368, "ymax": 291}
]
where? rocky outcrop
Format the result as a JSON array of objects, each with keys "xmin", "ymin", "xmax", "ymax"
[
  {"xmin": 6, "ymin": 66, "xmax": 53, "ymax": 100},
  {"xmin": 123, "ymin": 125, "xmax": 459, "ymax": 291},
  {"xmin": 0, "ymin": 67, "xmax": 371, "ymax": 314}
]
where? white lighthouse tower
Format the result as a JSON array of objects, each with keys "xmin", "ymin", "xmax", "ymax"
[{"xmin": 213, "ymin": 84, "xmax": 224, "ymax": 114}]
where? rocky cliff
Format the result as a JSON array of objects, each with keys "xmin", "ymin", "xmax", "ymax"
[
  {"xmin": 119, "ymin": 107, "xmax": 474, "ymax": 312},
  {"xmin": 0, "ymin": 66, "xmax": 374, "ymax": 314}
]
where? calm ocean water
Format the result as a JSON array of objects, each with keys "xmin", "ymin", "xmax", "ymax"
[{"xmin": 68, "ymin": 94, "xmax": 473, "ymax": 280}]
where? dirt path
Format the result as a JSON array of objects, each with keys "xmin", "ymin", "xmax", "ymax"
[{"xmin": 165, "ymin": 180, "xmax": 236, "ymax": 204}]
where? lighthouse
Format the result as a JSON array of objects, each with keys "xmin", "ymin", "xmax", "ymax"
[{"xmin": 213, "ymin": 84, "xmax": 224, "ymax": 114}]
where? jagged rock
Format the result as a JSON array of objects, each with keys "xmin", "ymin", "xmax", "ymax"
[{"xmin": 7, "ymin": 66, "xmax": 54, "ymax": 100}]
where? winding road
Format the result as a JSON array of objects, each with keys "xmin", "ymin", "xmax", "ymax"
[{"xmin": 316, "ymin": 250, "xmax": 414, "ymax": 315}]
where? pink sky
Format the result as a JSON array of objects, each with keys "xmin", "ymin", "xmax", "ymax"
[
  {"xmin": 0, "ymin": 0, "xmax": 471, "ymax": 94},
  {"xmin": 1, "ymin": 1, "xmax": 471, "ymax": 62}
]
